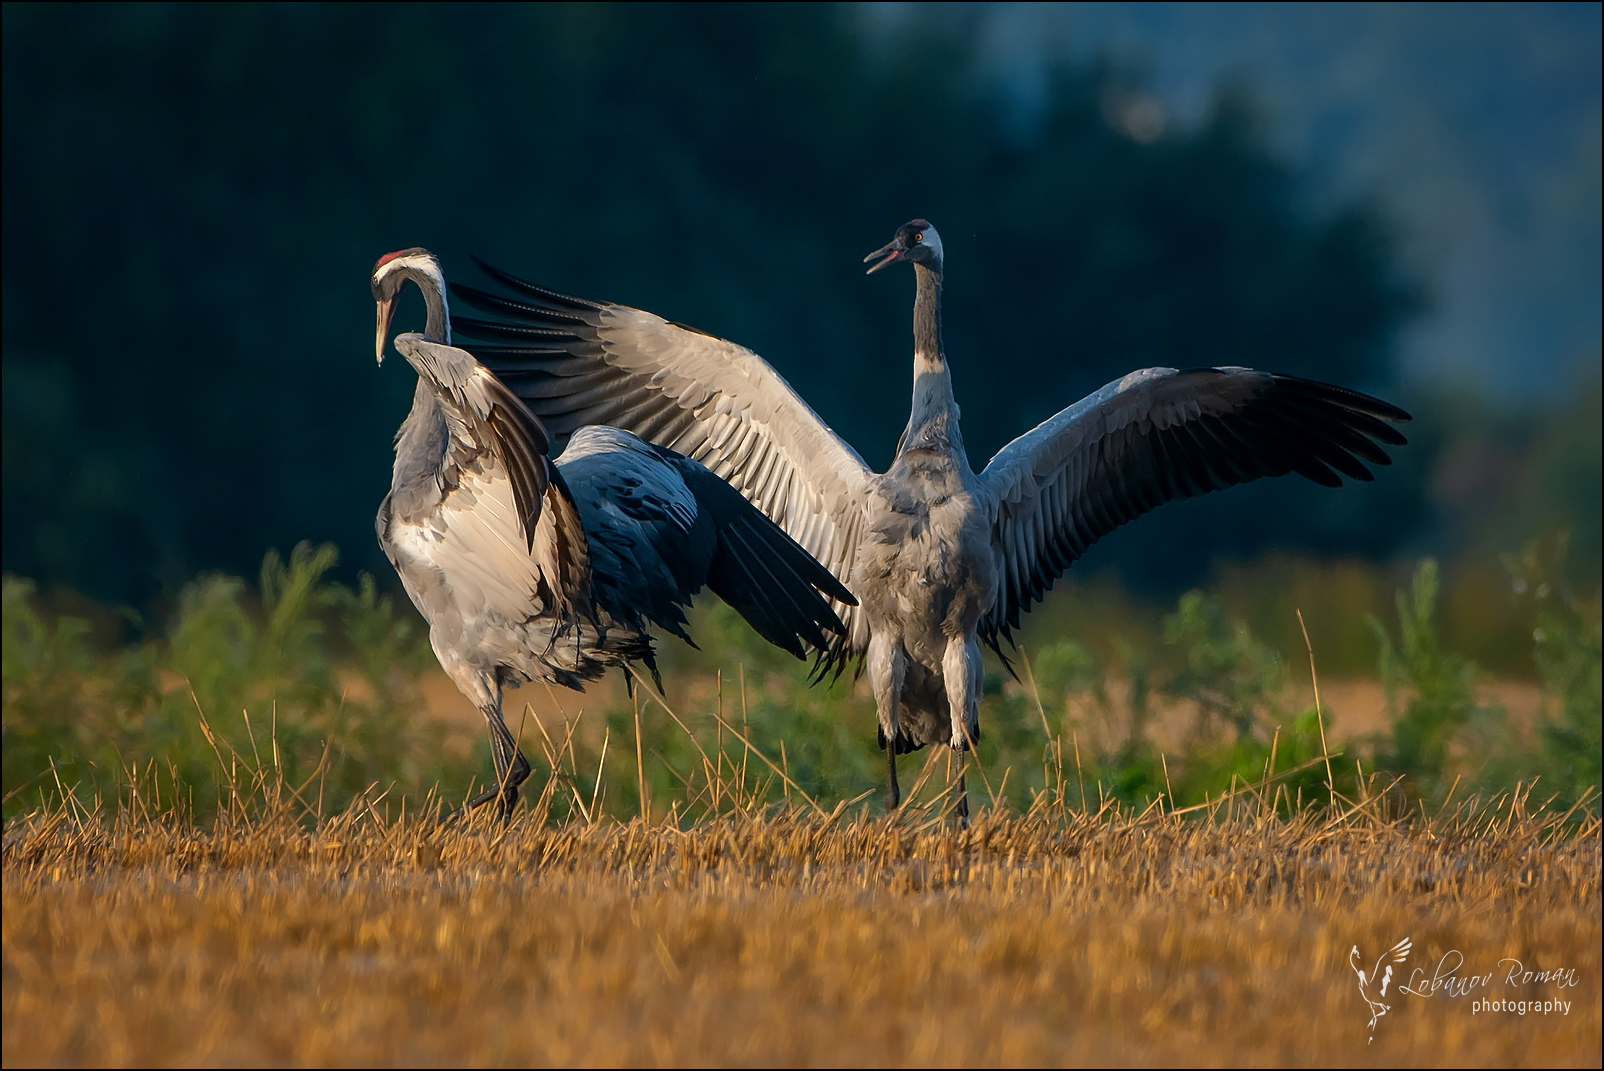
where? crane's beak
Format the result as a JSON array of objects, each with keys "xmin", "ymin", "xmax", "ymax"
[
  {"xmin": 375, "ymin": 297, "xmax": 394, "ymax": 364},
  {"xmin": 863, "ymin": 238, "xmax": 906, "ymax": 274}
]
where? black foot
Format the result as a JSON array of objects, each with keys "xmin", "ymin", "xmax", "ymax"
[
  {"xmin": 951, "ymin": 756, "xmax": 970, "ymax": 828},
  {"xmin": 450, "ymin": 750, "xmax": 532, "ymax": 826},
  {"xmin": 885, "ymin": 747, "xmax": 901, "ymax": 812}
]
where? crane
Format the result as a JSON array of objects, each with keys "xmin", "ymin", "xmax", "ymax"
[
  {"xmin": 449, "ymin": 220, "xmax": 1410, "ymax": 820},
  {"xmin": 371, "ymin": 248, "xmax": 854, "ymax": 820}
]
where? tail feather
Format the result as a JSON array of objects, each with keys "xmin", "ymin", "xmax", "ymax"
[
  {"xmin": 534, "ymin": 466, "xmax": 593, "ymax": 623},
  {"xmin": 673, "ymin": 459, "xmax": 855, "ymax": 659},
  {"xmin": 714, "ymin": 518, "xmax": 828, "ymax": 657}
]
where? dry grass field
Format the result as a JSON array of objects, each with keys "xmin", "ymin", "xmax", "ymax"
[
  {"xmin": 4, "ymin": 779, "xmax": 1599, "ymax": 1068},
  {"xmin": 5, "ymin": 550, "xmax": 1598, "ymax": 1065}
]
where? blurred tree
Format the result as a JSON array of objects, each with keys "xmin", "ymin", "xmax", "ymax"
[{"xmin": 2, "ymin": 3, "xmax": 1421, "ymax": 608}]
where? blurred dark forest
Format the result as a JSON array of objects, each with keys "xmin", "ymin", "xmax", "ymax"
[{"xmin": 0, "ymin": 3, "xmax": 1593, "ymax": 613}]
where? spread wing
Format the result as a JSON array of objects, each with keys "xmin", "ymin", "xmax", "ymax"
[
  {"xmin": 1386, "ymin": 937, "xmax": 1413, "ymax": 963},
  {"xmin": 390, "ymin": 333, "xmax": 589, "ymax": 623},
  {"xmin": 450, "ymin": 262, "xmax": 875, "ymax": 669},
  {"xmin": 978, "ymin": 367, "xmax": 1410, "ymax": 652}
]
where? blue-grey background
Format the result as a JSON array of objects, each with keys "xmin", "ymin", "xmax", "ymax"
[{"xmin": 3, "ymin": 2, "xmax": 1598, "ymax": 609}]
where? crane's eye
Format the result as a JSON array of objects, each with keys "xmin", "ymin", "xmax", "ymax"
[{"xmin": 913, "ymin": 232, "xmax": 924, "ymax": 243}]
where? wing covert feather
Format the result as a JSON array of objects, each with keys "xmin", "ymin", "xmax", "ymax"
[{"xmin": 392, "ymin": 332, "xmax": 588, "ymax": 622}]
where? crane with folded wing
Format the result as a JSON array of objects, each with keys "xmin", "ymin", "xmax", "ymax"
[{"xmin": 371, "ymin": 248, "xmax": 854, "ymax": 820}]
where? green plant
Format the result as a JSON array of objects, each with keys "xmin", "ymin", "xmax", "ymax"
[
  {"xmin": 8, "ymin": 542, "xmax": 1596, "ymax": 824},
  {"xmin": 1161, "ymin": 590, "xmax": 1290, "ymax": 743},
  {"xmin": 2, "ymin": 544, "xmax": 451, "ymax": 819},
  {"xmin": 1367, "ymin": 559, "xmax": 1489, "ymax": 792},
  {"xmin": 1507, "ymin": 536, "xmax": 1603, "ymax": 807}
]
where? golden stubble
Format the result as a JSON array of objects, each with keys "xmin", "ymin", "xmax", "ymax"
[{"xmin": 3, "ymin": 792, "xmax": 1599, "ymax": 1068}]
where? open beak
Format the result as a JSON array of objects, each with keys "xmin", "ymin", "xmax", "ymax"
[
  {"xmin": 375, "ymin": 297, "xmax": 394, "ymax": 364},
  {"xmin": 863, "ymin": 238, "xmax": 906, "ymax": 275}
]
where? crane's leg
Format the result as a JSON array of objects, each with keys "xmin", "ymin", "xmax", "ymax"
[
  {"xmin": 481, "ymin": 702, "xmax": 532, "ymax": 823},
  {"xmin": 943, "ymin": 637, "xmax": 983, "ymax": 827},
  {"xmin": 457, "ymin": 679, "xmax": 531, "ymax": 824},
  {"xmin": 868, "ymin": 632, "xmax": 906, "ymax": 812},
  {"xmin": 950, "ymin": 750, "xmax": 969, "ymax": 825}
]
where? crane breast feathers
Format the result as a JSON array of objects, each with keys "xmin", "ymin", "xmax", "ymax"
[{"xmin": 978, "ymin": 367, "xmax": 1408, "ymax": 648}]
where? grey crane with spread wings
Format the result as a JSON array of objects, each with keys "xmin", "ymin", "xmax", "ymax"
[{"xmin": 451, "ymin": 221, "xmax": 1410, "ymax": 819}]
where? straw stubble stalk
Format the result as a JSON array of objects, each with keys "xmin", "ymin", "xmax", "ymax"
[{"xmin": 4, "ymin": 778, "xmax": 1595, "ymax": 1067}]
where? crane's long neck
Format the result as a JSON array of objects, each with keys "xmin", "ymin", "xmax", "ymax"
[
  {"xmin": 895, "ymin": 262, "xmax": 966, "ymax": 466},
  {"xmin": 394, "ymin": 268, "xmax": 453, "ymax": 470},
  {"xmin": 415, "ymin": 269, "xmax": 451, "ymax": 345},
  {"xmin": 406, "ymin": 266, "xmax": 452, "ymax": 414}
]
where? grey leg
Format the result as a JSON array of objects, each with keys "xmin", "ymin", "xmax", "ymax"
[
  {"xmin": 869, "ymin": 632, "xmax": 906, "ymax": 812},
  {"xmin": 951, "ymin": 747, "xmax": 970, "ymax": 828},
  {"xmin": 457, "ymin": 683, "xmax": 531, "ymax": 824},
  {"xmin": 482, "ymin": 708, "xmax": 532, "ymax": 822},
  {"xmin": 943, "ymin": 637, "xmax": 981, "ymax": 828}
]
